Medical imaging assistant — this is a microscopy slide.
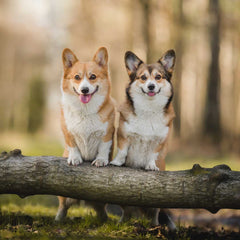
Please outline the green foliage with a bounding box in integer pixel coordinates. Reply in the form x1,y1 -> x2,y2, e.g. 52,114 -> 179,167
27,76 -> 46,133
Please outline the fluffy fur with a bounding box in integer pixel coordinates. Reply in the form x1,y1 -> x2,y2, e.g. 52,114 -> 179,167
111,49 -> 176,229
56,47 -> 115,221
111,49 -> 175,171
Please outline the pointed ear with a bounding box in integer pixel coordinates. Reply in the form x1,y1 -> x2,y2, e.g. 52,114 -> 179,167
62,48 -> 78,69
93,47 -> 108,67
125,51 -> 143,81
159,49 -> 176,73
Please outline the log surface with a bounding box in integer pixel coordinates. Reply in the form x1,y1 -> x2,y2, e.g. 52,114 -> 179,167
0,150 -> 240,213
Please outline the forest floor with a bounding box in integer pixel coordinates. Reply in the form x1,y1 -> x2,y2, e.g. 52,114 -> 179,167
0,204 -> 240,240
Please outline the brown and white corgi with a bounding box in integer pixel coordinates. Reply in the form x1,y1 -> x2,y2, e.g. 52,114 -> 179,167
111,49 -> 176,229
55,47 -> 115,221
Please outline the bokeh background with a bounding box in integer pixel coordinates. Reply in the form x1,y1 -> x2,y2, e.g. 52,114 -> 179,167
0,0 -> 240,229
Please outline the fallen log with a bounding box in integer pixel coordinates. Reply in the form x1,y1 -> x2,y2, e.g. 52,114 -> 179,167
0,149 -> 240,213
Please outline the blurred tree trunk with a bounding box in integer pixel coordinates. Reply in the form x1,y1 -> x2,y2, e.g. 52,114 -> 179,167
5,45 -> 16,131
126,0 -> 134,50
172,0 -> 185,136
204,0 -> 221,142
232,32 -> 240,152
27,77 -> 45,133
140,0 -> 152,63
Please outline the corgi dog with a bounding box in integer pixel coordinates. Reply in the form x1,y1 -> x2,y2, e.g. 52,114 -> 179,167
111,49 -> 176,229
55,47 -> 115,221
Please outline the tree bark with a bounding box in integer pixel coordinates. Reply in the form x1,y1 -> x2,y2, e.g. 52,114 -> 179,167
1,150 -> 240,213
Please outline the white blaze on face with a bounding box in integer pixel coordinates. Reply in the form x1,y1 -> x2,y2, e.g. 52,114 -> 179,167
142,78 -> 158,95
77,75 -> 96,104
78,75 -> 95,94
138,70 -> 161,96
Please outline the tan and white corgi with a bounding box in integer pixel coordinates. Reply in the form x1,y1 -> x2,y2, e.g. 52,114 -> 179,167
111,49 -> 176,229
55,47 -> 115,221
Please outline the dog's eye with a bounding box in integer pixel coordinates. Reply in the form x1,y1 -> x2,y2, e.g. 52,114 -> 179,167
74,75 -> 80,80
141,75 -> 147,81
155,74 -> 161,80
89,74 -> 96,80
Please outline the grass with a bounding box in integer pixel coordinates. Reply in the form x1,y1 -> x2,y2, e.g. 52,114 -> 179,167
0,204 -> 157,240
0,204 -> 239,240
0,132 -> 63,156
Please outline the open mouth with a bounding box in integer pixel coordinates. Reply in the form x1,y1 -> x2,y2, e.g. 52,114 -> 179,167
73,85 -> 99,104
141,88 -> 161,97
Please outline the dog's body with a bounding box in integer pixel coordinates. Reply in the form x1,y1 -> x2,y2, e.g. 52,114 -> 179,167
55,47 -> 115,221
116,99 -> 174,171
111,49 -> 176,229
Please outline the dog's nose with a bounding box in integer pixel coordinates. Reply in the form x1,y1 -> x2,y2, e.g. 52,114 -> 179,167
81,87 -> 89,94
148,84 -> 155,91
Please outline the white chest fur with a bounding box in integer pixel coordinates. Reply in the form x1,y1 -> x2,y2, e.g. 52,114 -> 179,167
124,101 -> 169,168
125,111 -> 169,140
62,93 -> 108,161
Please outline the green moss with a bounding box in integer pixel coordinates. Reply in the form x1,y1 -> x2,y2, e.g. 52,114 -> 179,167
190,164 -> 210,176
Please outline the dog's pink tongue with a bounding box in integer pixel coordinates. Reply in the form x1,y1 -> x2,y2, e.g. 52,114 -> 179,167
148,92 -> 156,97
80,94 -> 92,104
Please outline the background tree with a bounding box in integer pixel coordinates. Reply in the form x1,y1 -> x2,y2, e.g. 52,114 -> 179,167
204,0 -> 221,143
0,0 -> 240,153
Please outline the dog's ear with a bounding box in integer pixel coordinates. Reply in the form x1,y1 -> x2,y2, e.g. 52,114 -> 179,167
62,48 -> 78,70
93,47 -> 108,67
158,49 -> 176,74
125,51 -> 143,81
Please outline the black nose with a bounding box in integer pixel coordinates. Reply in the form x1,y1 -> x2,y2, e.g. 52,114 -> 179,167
148,84 -> 155,91
81,87 -> 89,94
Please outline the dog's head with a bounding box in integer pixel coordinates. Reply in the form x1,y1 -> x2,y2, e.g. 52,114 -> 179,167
125,49 -> 176,110
61,47 -> 109,104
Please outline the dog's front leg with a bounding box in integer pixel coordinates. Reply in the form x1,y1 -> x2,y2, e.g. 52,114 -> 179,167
111,117 -> 129,166
61,111 -> 83,166
92,140 -> 112,167
154,136 -> 169,171
111,144 -> 128,166
111,129 -> 129,166
68,146 -> 83,166
145,152 -> 159,171
145,143 -> 167,171
92,109 -> 115,167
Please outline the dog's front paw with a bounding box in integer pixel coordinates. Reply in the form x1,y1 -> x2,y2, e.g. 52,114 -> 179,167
145,160 -> 159,171
92,158 -> 108,167
67,147 -> 83,166
110,157 -> 125,166
67,155 -> 83,166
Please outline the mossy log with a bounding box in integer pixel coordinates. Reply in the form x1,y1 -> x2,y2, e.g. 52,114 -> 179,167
0,149 -> 240,213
